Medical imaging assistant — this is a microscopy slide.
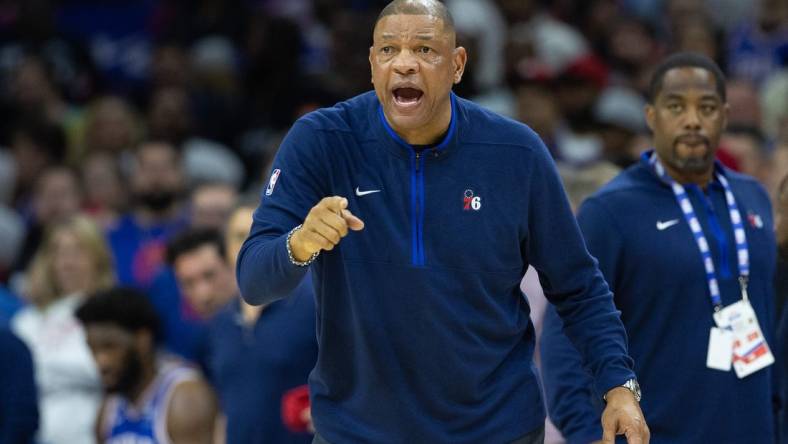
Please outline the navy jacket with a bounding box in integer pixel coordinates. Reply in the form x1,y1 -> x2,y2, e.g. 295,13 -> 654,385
541,154 -> 778,444
0,328 -> 38,444
237,91 -> 635,444
205,274 -> 317,444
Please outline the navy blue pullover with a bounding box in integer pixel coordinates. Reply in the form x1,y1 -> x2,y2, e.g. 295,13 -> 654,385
237,91 -> 635,444
0,328 -> 38,444
205,275 -> 317,444
541,154 -> 778,444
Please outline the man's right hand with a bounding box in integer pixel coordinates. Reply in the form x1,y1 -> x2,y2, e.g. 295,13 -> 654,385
289,196 -> 365,261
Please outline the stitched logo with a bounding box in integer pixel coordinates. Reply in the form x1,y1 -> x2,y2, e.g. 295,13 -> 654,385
463,189 -> 481,211
656,219 -> 680,230
747,212 -> 763,229
355,187 -> 382,197
265,169 -> 281,196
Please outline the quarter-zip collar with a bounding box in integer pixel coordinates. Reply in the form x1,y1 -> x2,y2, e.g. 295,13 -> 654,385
376,92 -> 459,159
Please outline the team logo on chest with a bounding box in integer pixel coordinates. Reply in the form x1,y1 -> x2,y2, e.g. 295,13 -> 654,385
265,169 -> 281,196
747,211 -> 764,229
463,189 -> 482,211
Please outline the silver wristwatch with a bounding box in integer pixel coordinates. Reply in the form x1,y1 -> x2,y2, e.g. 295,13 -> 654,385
604,378 -> 641,402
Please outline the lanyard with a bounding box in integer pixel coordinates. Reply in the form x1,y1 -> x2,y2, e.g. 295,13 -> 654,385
649,152 -> 750,312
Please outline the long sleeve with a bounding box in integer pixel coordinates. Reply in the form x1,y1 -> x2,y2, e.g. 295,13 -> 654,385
0,328 -> 39,444
541,305 -> 603,444
523,145 -> 634,398
236,120 -> 330,305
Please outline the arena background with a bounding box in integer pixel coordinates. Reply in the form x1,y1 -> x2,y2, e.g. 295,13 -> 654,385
0,0 -> 786,443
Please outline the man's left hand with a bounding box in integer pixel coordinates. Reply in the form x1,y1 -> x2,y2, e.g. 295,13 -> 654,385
601,387 -> 649,444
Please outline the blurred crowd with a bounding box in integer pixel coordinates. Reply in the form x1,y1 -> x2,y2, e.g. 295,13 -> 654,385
0,0 -> 785,443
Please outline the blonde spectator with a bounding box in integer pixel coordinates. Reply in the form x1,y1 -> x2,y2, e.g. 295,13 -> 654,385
11,215 -> 115,444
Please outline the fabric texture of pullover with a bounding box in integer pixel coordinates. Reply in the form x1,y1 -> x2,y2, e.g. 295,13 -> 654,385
237,91 -> 635,444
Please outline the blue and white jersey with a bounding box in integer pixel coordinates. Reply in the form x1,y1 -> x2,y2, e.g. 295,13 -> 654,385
100,362 -> 200,444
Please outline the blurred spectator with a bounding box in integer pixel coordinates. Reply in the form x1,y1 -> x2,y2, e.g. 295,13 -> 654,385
7,55 -> 84,152
189,35 -> 245,148
150,43 -> 190,91
554,55 -> 609,133
139,183 -> 239,364
12,166 -> 83,280
0,205 -> 24,284
76,287 -> 218,444
719,125 -> 769,180
515,82 -> 562,151
243,14 -> 312,131
447,0 -> 510,115
727,0 -> 788,86
0,327 -> 38,444
205,203 -> 317,444
776,173 -> 788,310
183,138 -> 244,190
760,69 -> 788,142
147,85 -> 244,188
190,182 -> 238,231
168,0 -> 249,46
8,116 -> 67,211
324,9 -> 377,99
11,215 -> 114,444
557,161 -> 621,213
593,85 -> 648,167
671,15 -> 724,65
106,141 -> 188,289
80,95 -> 141,160
605,16 -> 661,85
726,79 -> 763,128
766,142 -> 788,201
167,229 -> 236,320
80,152 -> 128,229
503,0 -> 590,86
147,87 -> 192,146
775,171 -> 788,444
55,0 -> 169,102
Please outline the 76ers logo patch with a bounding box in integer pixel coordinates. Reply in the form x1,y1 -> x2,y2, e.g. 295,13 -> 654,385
265,169 -> 281,196
463,189 -> 482,211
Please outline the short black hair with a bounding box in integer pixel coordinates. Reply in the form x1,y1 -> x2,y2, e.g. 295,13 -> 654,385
166,228 -> 226,266
376,0 -> 454,34
648,52 -> 726,103
76,287 -> 162,343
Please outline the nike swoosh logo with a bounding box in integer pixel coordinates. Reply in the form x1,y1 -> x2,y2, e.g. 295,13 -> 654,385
656,219 -> 680,231
355,187 -> 382,197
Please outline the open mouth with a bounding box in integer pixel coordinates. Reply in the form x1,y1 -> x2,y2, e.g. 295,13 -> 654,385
392,87 -> 424,109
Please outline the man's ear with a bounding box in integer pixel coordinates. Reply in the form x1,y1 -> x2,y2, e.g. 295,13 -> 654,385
369,46 -> 375,84
645,104 -> 656,132
452,46 -> 468,84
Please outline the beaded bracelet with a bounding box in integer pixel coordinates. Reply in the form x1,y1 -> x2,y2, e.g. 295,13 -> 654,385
286,224 -> 320,266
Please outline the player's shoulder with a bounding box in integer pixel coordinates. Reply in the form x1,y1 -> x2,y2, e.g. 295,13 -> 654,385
724,167 -> 767,192
296,91 -> 378,135
455,95 -> 547,157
